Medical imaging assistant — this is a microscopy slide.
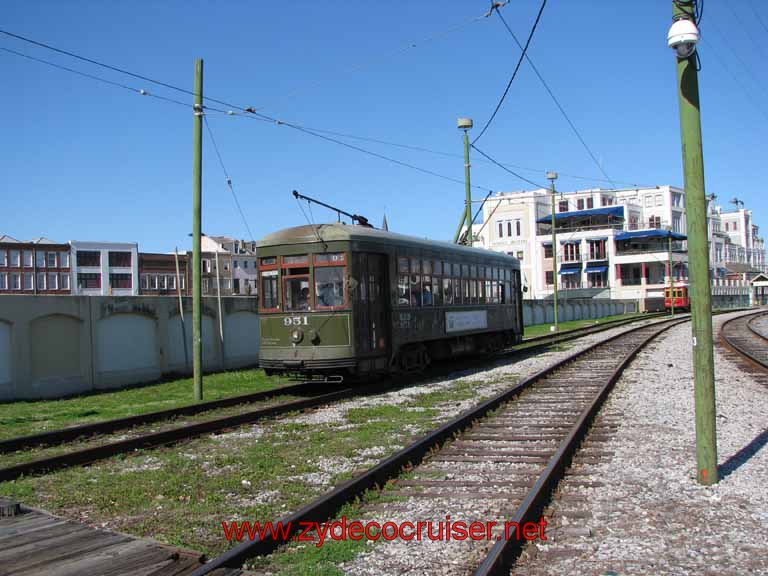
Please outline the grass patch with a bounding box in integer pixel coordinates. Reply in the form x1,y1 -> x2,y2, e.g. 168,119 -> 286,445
523,312 -> 647,339
0,369 -> 287,440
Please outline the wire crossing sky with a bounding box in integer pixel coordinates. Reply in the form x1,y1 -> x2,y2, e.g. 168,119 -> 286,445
1,1 -> 766,251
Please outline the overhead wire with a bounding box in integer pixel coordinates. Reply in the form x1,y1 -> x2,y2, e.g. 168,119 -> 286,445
203,115 -> 256,242
471,143 -> 546,189
472,0 -> 548,145
493,7 -> 616,188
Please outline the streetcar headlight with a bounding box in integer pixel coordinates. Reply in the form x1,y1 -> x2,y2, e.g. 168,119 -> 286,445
290,328 -> 304,344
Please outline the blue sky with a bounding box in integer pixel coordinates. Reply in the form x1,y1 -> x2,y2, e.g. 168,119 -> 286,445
1,0 -> 766,252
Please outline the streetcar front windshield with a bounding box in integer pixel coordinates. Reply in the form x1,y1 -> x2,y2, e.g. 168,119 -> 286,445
284,276 -> 310,311
315,266 -> 345,308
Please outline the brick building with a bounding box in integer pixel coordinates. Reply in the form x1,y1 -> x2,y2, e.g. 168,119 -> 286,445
0,236 -> 72,294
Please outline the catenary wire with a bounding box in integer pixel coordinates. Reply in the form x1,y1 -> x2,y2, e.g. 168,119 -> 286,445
493,8 -> 616,187
203,115 -> 256,242
471,143 -> 546,189
472,0 -> 548,145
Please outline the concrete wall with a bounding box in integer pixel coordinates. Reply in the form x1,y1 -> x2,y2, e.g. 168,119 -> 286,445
0,295 -> 259,401
522,298 -> 638,327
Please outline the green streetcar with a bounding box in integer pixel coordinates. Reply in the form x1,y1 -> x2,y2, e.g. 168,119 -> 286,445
257,223 -> 523,381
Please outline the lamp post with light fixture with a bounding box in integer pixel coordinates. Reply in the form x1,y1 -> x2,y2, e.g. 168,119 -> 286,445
458,118 -> 473,247
669,1 -> 718,485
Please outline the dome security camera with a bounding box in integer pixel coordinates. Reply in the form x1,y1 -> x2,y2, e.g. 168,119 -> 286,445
668,18 -> 700,59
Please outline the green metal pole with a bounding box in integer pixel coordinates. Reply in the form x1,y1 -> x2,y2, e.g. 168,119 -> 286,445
549,174 -> 558,330
672,3 -> 717,485
669,232 -> 675,317
463,130 -> 473,247
454,211 -> 468,244
192,59 -> 204,402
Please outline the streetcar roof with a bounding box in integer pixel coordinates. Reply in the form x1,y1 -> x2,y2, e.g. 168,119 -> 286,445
257,223 -> 520,266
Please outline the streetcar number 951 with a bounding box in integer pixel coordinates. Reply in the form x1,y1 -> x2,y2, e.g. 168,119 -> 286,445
283,316 -> 309,326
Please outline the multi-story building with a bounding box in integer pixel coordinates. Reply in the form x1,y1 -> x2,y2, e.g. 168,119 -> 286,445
70,241 -> 139,296
0,236 -> 72,295
474,185 -> 688,302
139,252 -> 188,296
191,235 -> 257,297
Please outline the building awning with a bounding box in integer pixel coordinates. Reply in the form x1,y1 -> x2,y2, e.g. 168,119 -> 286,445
541,242 -> 552,247
537,206 -> 624,224
585,265 -> 608,273
725,262 -> 761,274
587,237 -> 608,242
558,268 -> 581,275
560,239 -> 580,245
615,229 -> 687,241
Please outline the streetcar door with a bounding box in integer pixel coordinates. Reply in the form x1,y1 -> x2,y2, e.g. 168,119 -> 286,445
354,253 -> 389,357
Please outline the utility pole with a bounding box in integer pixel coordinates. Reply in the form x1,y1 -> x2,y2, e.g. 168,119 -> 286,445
668,231 -> 675,317
669,2 -> 718,484
192,59 -> 204,402
458,118 -> 473,246
547,172 -> 559,331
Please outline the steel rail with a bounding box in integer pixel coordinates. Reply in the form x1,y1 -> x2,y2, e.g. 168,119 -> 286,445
190,316 -> 687,576
0,385 -> 387,483
719,311 -> 768,370
0,380 -> 332,454
474,319 -> 685,575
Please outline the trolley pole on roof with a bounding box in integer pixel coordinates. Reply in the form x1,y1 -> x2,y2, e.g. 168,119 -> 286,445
547,172 -> 559,331
458,118 -> 473,246
668,1 -> 718,484
192,58 -> 204,402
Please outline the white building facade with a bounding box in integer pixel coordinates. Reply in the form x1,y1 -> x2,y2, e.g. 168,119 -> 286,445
69,241 -> 139,296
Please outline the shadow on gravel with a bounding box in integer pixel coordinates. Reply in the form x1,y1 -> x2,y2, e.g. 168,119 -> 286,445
718,428 -> 768,479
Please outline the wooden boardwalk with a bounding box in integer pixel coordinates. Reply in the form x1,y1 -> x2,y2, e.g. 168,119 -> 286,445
0,505 -> 242,576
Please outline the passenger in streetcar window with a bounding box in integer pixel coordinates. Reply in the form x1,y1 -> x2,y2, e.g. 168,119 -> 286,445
298,287 -> 310,310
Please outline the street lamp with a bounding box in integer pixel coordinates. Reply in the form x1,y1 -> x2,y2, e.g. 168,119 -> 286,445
458,118 -> 473,247
547,171 -> 559,331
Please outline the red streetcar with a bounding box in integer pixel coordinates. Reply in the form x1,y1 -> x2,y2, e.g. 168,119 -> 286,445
664,285 -> 690,312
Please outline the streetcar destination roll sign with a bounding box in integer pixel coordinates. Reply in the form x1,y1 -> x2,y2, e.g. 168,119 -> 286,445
445,310 -> 488,333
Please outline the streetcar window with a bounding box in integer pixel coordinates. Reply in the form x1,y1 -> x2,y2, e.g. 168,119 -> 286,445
283,255 -> 308,265
315,253 -> 345,264
463,278 -> 470,303
315,266 -> 345,308
284,276 -> 310,311
398,257 -> 409,274
432,274 -> 441,306
443,278 -> 454,305
260,257 -> 277,266
454,277 -> 462,304
479,279 -> 486,304
411,258 -> 421,274
423,260 -> 432,275
410,273 -> 422,307
433,260 -> 442,276
470,278 -> 477,303
260,270 -> 279,309
422,275 -> 433,306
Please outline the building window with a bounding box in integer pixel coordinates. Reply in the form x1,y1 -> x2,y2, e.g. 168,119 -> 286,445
589,240 -> 606,260
77,273 -> 101,289
506,221 -> 512,237
586,197 -> 594,209
77,251 -> 101,267
168,275 -> 176,290
11,273 -> 21,290
109,273 -> 132,289
516,221 -> 521,236
23,251 -> 33,267
655,195 -> 663,206
47,252 -> 57,268
108,252 -> 132,267
140,274 -> 148,290
10,250 -> 20,267
672,192 -> 682,207
577,198 -> 584,210
61,252 -> 70,268
150,275 -> 158,290
649,216 -> 661,229
558,201 -> 569,213
563,243 -> 581,262
601,196 -> 613,207
47,272 -> 58,290
233,260 -> 239,268
202,259 -> 211,274
645,196 -> 653,207
36,251 -> 46,268
543,244 -> 553,259
672,213 -> 682,233
545,271 -> 554,285
0,251 -> 6,267
60,274 -> 70,290
23,272 -> 33,290
36,272 -> 46,290
0,273 -> 6,290
516,251 -> 524,260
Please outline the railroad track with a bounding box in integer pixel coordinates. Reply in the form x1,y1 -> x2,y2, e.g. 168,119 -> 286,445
0,314 -> 667,482
719,311 -> 768,371
191,316 -> 686,576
